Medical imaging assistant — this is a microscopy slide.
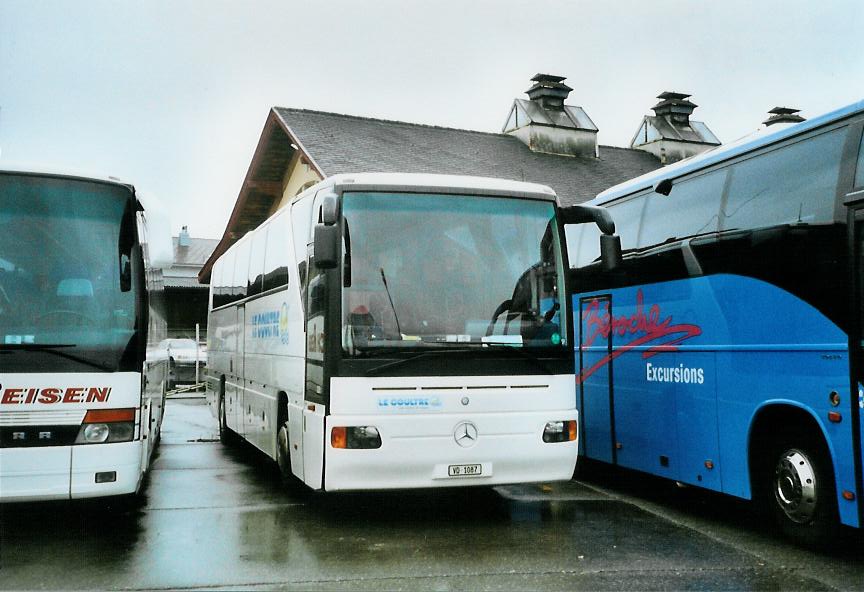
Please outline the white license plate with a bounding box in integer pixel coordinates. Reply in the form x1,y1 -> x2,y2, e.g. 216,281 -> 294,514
448,463 -> 482,477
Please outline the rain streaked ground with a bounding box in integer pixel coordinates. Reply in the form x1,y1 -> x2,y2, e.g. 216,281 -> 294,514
1,398 -> 860,591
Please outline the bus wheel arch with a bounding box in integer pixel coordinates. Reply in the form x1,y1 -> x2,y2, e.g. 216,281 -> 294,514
749,404 -> 839,546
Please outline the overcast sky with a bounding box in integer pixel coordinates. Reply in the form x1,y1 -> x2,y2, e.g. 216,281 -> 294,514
1,0 -> 862,238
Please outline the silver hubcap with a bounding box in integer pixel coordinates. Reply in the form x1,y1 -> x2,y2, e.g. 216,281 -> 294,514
774,449 -> 817,523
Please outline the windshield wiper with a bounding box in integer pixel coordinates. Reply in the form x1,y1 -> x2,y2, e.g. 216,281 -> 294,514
0,343 -> 110,371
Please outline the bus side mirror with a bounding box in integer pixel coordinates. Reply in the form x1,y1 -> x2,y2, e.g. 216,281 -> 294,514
313,224 -> 339,269
600,234 -> 622,271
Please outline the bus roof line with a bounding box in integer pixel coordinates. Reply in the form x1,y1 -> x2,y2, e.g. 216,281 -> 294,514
594,99 -> 864,205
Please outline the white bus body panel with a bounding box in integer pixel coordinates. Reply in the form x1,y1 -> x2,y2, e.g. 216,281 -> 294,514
0,372 -> 145,501
324,375 -> 578,491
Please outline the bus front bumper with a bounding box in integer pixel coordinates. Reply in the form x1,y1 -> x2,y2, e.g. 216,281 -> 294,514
323,412 -> 578,491
0,441 -> 143,502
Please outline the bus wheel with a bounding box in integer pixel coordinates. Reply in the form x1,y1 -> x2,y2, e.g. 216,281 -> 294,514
276,417 -> 293,485
763,433 -> 838,547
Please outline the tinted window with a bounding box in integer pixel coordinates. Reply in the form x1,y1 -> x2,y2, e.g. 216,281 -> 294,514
214,249 -> 235,308
230,240 -> 251,303
575,222 -> 600,268
722,128 -> 845,231
263,216 -> 290,291
247,227 -> 267,297
639,169 -> 726,248
609,194 -> 646,252
209,259 -> 222,309
291,195 -> 314,288
855,130 -> 864,189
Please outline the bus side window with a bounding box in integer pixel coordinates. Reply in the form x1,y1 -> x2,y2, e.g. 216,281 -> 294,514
215,250 -> 235,308
854,129 -> 864,189
576,222 -> 600,268
721,128 -> 845,230
263,218 -> 290,291
610,195 -> 646,252
231,240 -> 251,303
639,169 -> 726,249
247,226 -> 267,297
209,258 -> 221,309
291,195 -> 314,309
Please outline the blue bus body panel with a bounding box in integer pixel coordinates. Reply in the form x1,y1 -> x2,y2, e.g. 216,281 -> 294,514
574,273 -> 861,527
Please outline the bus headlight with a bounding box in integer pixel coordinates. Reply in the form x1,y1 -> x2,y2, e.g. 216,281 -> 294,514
75,408 -> 136,444
331,426 -> 382,449
543,420 -> 577,443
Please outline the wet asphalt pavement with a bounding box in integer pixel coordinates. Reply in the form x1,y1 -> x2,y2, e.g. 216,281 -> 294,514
1,398 -> 862,591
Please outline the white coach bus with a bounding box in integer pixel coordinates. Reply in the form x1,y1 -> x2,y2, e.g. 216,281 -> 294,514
0,165 -> 173,502
206,173 -> 620,491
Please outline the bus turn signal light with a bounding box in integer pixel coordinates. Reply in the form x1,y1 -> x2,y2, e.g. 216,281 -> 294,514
83,408 -> 135,423
331,426 -> 381,449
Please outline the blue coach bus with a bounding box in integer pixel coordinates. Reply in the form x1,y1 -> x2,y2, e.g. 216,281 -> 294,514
567,100 -> 864,545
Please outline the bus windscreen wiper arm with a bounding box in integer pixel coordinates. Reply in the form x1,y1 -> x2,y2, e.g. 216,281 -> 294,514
379,267 -> 403,336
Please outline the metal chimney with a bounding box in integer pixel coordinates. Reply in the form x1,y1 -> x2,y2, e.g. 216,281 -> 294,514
525,74 -> 573,111
651,92 -> 698,126
763,107 -> 805,127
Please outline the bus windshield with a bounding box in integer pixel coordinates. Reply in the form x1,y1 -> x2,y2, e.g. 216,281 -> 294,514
0,174 -> 137,372
341,192 -> 566,354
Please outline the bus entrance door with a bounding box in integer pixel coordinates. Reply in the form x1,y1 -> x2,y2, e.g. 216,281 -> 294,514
846,194 -> 864,524
578,295 -> 616,464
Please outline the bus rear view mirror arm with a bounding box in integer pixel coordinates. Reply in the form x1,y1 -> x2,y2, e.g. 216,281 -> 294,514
559,204 -> 616,235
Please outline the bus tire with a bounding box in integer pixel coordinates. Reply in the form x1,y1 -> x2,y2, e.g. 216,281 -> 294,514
760,429 -> 838,547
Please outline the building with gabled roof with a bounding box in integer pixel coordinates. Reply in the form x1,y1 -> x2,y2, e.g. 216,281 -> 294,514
199,74 -> 671,282
164,227 -> 217,339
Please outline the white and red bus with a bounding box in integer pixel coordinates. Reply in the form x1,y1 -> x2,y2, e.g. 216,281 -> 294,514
0,165 -> 173,501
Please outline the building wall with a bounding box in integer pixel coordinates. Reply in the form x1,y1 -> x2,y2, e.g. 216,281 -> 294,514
507,125 -> 598,158
274,152 -> 323,212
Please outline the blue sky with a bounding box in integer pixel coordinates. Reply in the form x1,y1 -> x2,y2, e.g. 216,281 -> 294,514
1,0 -> 862,238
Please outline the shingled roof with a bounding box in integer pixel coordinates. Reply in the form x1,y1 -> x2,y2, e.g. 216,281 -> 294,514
274,108 -> 660,207
200,107 -> 661,282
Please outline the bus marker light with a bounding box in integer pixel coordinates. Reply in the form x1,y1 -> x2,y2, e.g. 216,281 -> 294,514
704,460 -> 714,470
829,391 -> 840,406
842,490 -> 855,501
828,411 -> 842,423
95,471 -> 116,483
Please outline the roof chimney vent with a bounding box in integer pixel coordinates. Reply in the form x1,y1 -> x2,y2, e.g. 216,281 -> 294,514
503,73 -> 599,158
178,225 -> 191,247
526,73 -> 573,111
651,91 -> 698,126
763,107 -> 805,127
630,91 -> 720,165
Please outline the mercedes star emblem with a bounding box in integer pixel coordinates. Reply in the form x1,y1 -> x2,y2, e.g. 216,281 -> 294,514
454,421 -> 479,448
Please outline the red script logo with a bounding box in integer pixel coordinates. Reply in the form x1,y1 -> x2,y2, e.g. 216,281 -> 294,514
577,289 -> 701,385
